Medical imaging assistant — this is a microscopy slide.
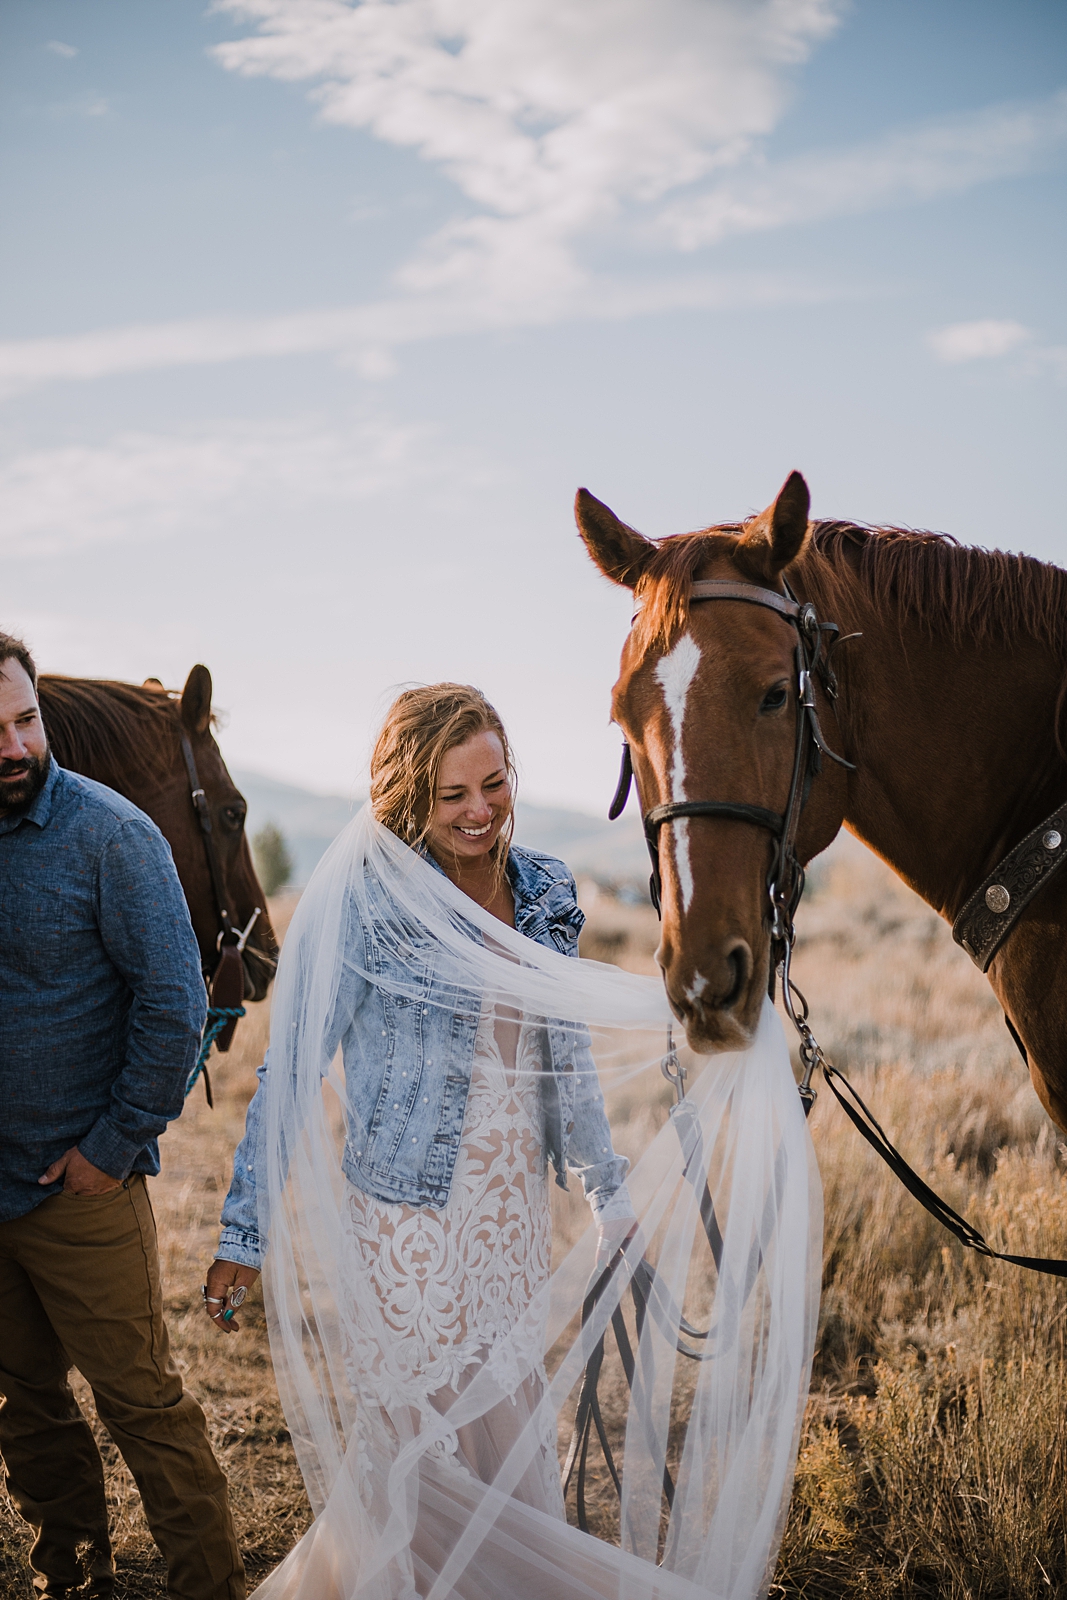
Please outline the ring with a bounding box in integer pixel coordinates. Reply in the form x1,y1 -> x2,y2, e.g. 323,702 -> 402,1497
222,1308 -> 236,1322
230,1285 -> 248,1309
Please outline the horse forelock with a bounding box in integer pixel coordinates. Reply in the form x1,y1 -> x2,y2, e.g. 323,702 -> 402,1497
630,526 -> 746,658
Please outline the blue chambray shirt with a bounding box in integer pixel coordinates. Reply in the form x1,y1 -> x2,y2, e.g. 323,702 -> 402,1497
0,760 -> 207,1222
218,844 -> 631,1269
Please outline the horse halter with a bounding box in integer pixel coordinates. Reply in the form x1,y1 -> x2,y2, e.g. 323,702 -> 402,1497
180,733 -> 263,1088
608,578 -> 855,968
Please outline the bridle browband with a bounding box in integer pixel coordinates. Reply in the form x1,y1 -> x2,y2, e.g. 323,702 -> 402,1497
609,577 -> 856,979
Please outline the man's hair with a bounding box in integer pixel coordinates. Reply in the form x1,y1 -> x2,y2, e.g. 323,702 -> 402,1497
0,632 -> 37,690
370,683 -> 515,872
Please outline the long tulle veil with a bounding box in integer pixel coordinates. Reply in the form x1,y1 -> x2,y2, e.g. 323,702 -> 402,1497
251,806 -> 821,1600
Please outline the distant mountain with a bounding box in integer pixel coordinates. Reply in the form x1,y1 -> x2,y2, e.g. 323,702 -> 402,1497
233,770 -> 651,892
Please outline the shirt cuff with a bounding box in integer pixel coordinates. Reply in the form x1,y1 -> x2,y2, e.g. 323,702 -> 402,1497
589,1180 -> 636,1224
78,1117 -> 147,1181
216,1227 -> 263,1270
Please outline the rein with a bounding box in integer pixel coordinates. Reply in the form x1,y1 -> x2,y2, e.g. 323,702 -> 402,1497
179,733 -> 261,1102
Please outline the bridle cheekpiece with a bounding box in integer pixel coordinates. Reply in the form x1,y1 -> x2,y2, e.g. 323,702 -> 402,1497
609,578 -> 856,988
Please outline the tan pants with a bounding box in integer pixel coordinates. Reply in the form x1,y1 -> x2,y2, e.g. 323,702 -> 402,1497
0,1177 -> 245,1600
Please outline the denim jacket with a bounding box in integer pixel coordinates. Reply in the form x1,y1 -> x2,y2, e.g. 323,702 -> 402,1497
217,845 -> 630,1269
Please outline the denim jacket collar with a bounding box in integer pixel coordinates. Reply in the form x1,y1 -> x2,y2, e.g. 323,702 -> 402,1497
421,839 -> 582,945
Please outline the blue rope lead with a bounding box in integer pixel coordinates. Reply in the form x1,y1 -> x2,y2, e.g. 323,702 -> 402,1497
186,1006 -> 246,1099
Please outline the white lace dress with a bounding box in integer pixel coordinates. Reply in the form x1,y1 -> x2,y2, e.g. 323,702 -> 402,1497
340,1006 -> 565,1596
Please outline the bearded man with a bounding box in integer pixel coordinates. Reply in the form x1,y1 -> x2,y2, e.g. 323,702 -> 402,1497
0,633 -> 245,1600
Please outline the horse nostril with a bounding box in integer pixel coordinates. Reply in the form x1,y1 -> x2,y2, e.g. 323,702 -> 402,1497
721,941 -> 752,1009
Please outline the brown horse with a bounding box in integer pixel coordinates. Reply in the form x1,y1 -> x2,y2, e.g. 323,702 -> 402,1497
577,472 -> 1067,1132
38,666 -> 278,1007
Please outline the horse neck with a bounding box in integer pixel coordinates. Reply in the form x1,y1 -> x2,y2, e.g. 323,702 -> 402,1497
798,554 -> 1067,922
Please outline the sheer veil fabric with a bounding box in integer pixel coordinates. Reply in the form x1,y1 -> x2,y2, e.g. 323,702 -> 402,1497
252,807 -> 822,1600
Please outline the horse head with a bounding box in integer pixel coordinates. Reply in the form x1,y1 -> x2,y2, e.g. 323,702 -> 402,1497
38,667 -> 278,1006
164,665 -> 278,1003
577,471 -> 849,1053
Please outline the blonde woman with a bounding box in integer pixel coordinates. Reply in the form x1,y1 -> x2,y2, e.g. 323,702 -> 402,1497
206,685 -> 636,1590
200,684 -> 819,1600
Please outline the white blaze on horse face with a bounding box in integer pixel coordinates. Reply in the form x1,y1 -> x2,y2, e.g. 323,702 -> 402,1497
654,632 -> 702,913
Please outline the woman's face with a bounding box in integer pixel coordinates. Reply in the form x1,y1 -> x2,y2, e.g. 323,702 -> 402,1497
426,730 -> 513,865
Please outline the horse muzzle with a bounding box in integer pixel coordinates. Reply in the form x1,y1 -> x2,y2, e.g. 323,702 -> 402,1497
656,934 -> 763,1054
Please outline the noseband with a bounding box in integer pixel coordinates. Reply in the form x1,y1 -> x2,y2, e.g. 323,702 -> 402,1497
609,578 -> 855,971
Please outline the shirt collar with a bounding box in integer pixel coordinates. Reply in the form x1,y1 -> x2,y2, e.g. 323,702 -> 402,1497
0,756 -> 61,835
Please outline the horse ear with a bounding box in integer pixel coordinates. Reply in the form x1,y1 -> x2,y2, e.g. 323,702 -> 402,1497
180,665 -> 213,736
575,488 -> 657,590
143,677 -> 165,692
736,471 -> 811,581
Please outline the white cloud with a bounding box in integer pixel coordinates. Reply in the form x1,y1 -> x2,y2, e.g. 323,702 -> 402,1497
46,40 -> 79,58
3,5 -> 1063,400
0,417 -> 447,556
0,269 -> 839,399
213,0 -> 843,306
659,90 -> 1067,248
929,319 -> 1032,363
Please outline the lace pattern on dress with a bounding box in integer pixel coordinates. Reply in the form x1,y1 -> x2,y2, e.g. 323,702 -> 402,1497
341,1007 -> 558,1513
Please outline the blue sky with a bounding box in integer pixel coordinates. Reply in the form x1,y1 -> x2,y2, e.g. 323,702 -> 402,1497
2,0 -> 1065,809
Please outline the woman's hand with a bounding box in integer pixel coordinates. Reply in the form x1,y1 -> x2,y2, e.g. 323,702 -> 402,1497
595,1218 -> 640,1270
203,1258 -> 261,1333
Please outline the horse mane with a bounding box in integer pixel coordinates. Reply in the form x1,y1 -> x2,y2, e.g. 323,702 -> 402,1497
630,519 -> 1067,659
806,522 -> 1067,657
38,676 -> 183,790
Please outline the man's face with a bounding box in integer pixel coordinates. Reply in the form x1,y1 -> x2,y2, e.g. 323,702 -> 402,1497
0,661 -> 50,815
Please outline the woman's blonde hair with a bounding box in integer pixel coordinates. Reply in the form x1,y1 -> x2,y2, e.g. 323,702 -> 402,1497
370,684 -> 516,868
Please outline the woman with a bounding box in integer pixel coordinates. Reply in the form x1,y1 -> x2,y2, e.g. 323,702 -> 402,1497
203,685 -> 819,1600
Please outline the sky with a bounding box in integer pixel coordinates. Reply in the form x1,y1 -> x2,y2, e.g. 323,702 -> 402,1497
2,0 -> 1065,812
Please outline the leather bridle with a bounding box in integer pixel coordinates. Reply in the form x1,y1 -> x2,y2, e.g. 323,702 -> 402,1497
180,733 -> 263,1078
609,578 -> 855,974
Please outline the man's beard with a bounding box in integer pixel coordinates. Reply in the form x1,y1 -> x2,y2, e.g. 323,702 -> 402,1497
0,745 -> 51,815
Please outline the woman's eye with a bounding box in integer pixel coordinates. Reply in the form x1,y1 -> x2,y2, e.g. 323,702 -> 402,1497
760,686 -> 788,714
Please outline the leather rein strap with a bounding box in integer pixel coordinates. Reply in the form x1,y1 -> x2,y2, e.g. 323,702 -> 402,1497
180,733 -> 238,956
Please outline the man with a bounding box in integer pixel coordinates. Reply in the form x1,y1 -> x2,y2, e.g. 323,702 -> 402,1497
0,633 -> 245,1600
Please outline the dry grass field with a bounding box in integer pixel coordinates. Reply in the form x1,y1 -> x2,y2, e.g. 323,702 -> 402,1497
4,841 -> 1067,1598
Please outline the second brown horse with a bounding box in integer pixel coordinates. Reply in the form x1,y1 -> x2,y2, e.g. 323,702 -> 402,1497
38,666 -> 278,1013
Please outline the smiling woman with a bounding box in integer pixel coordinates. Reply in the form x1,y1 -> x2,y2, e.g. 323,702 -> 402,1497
204,679 -> 821,1600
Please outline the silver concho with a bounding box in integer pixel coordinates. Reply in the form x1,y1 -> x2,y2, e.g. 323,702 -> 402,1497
1043,829 -> 1062,852
985,884 -> 1011,915
230,1285 -> 248,1309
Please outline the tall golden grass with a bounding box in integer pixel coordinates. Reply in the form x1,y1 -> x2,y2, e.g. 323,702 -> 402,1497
3,843 -> 1065,1597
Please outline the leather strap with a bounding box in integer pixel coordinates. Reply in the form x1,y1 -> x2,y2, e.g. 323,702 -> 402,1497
953,800 -> 1067,971
645,799 -> 784,836
688,579 -> 801,619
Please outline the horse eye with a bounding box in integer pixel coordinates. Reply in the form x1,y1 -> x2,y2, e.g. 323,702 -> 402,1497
223,806 -> 246,830
760,686 -> 788,714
